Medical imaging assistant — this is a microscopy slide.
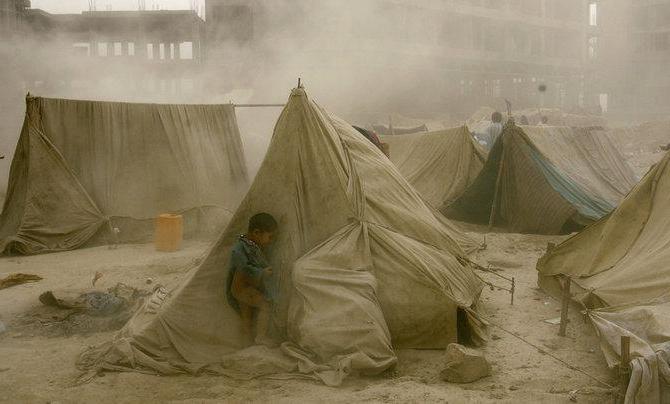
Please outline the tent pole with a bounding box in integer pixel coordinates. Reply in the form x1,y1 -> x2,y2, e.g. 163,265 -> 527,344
558,277 -> 571,336
488,147 -> 504,230
618,336 -> 631,404
234,104 -> 285,108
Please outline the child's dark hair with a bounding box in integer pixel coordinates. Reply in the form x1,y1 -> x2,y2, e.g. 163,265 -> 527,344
248,212 -> 278,233
491,111 -> 503,123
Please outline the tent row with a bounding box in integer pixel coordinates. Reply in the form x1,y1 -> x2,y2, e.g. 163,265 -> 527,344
381,122 -> 637,235
1,89 -> 660,395
0,95 -> 641,257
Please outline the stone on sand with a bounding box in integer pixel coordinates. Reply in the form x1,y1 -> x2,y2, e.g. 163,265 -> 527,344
440,343 -> 491,383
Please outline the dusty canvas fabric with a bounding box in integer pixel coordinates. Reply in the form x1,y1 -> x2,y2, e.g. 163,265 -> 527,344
445,124 -> 638,234
513,108 -> 606,127
77,87 -> 485,386
381,126 -> 486,209
538,152 -> 670,403
0,96 -> 248,254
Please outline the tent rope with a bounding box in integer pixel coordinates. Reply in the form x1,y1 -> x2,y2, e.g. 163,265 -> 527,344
479,312 -> 616,390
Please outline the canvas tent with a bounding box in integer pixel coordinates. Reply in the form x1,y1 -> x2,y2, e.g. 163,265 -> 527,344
514,108 -> 606,127
445,124 -> 638,234
77,87 -> 486,386
381,126 -> 486,209
537,151 -> 670,403
0,96 -> 248,255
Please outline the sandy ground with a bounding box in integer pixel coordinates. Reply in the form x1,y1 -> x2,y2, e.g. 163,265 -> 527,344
0,230 -> 617,404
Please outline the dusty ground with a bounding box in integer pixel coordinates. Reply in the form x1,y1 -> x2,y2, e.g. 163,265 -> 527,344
0,230 -> 617,404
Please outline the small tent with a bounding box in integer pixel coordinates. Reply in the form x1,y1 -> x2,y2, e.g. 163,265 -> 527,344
0,96 -> 248,254
77,87 -> 485,385
381,126 -> 486,209
537,151 -> 670,404
445,124 -> 638,234
513,108 -> 606,127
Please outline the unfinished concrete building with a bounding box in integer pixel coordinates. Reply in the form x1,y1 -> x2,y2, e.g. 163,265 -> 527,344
205,0 -> 596,117
13,8 -> 205,101
598,0 -> 670,120
0,0 -> 30,39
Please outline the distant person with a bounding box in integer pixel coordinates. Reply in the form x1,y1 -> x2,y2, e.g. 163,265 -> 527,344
353,125 -> 389,156
519,115 -> 529,125
473,111 -> 504,150
226,212 -> 277,346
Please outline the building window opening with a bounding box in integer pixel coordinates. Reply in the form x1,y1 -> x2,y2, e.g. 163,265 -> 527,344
97,42 -> 108,57
589,2 -> 598,26
114,42 -> 123,56
128,42 -> 135,56
179,42 -> 193,59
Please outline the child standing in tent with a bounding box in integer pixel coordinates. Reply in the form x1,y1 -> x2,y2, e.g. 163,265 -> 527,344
226,213 -> 277,346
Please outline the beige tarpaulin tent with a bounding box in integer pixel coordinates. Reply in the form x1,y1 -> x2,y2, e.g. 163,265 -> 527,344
381,126 -> 486,209
537,151 -> 670,404
514,108 -> 606,127
0,96 -> 248,255
77,87 -> 486,386
445,124 -> 638,234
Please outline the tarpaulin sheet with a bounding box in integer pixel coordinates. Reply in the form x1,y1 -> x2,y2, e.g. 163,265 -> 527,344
445,124 -> 637,234
381,126 -> 486,209
0,97 -> 248,254
77,87 -> 485,386
538,152 -> 670,403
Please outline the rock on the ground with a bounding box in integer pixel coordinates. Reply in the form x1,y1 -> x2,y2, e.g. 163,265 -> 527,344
440,343 -> 491,383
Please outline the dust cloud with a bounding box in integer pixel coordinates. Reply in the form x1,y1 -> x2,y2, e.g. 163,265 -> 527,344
0,1 -> 659,194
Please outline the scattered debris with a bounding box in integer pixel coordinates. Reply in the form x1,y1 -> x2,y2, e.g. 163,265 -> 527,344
568,389 -> 579,401
440,343 -> 491,383
492,334 -> 501,340
91,271 -> 103,287
543,317 -> 561,325
0,320 -> 6,335
145,286 -> 169,314
0,273 -> 42,290
12,283 -> 153,337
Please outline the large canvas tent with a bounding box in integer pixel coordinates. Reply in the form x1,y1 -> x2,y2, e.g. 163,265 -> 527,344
381,126 -> 486,209
445,124 -> 638,234
0,96 -> 249,255
78,87 -> 486,386
537,151 -> 670,404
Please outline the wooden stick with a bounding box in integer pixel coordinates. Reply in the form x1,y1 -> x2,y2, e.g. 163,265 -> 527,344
558,276 -> 571,336
619,335 -> 631,403
488,148 -> 505,230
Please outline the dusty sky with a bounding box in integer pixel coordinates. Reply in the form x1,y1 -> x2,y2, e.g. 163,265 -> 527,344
30,0 -> 201,13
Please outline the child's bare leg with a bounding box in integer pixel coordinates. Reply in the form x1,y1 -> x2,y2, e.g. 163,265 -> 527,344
238,303 -> 254,342
254,300 -> 272,345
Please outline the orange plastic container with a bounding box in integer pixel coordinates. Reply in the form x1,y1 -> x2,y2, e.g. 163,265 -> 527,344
155,213 -> 183,252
